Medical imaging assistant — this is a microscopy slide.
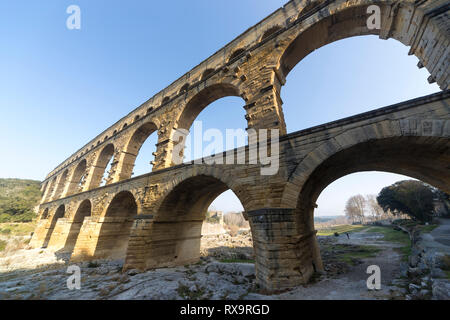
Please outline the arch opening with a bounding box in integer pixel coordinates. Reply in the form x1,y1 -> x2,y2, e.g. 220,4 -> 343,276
43,205 -> 65,248
53,170 -> 68,199
177,84 -> 242,131
63,200 -> 91,254
161,97 -> 170,106
280,5 -> 385,78
40,182 -> 48,202
89,144 -> 115,189
94,191 -> 137,259
41,208 -> 49,220
315,172 -> 415,225
260,25 -> 282,42
291,136 -> 449,275
201,69 -> 215,81
44,177 -> 57,202
142,175 -> 251,269
278,4 -> 441,133
121,122 -> 158,179
179,83 -> 190,94
175,84 -> 246,163
67,159 -> 87,196
228,48 -> 245,63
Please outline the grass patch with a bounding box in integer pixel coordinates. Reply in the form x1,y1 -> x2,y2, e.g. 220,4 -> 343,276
441,255 -> 450,280
418,224 -> 439,233
444,271 -> 450,280
177,284 -> 205,300
317,224 -> 367,236
367,226 -> 410,244
332,244 -> 381,266
0,222 -> 36,236
219,258 -> 255,264
397,220 -> 418,227
0,240 -> 6,252
366,226 -> 411,261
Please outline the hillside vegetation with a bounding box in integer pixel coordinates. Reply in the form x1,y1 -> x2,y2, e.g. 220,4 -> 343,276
0,179 -> 41,222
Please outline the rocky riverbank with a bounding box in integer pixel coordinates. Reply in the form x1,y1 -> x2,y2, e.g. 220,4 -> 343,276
401,219 -> 450,300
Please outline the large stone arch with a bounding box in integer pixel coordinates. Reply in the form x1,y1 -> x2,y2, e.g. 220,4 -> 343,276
62,199 -> 92,253
87,143 -> 115,189
116,122 -> 159,181
273,122 -> 450,288
167,83 -> 246,166
156,167 -> 250,214
176,83 -> 243,130
276,0 -> 449,88
248,0 -> 450,136
92,191 -> 138,259
283,119 -> 450,206
42,204 -> 65,248
43,177 -> 57,202
125,172 -> 250,270
53,169 -> 69,200
40,182 -> 48,204
66,159 -> 87,196
40,207 -> 50,220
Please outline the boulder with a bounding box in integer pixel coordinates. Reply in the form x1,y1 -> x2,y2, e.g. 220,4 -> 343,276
431,268 -> 446,278
126,269 -> 140,276
419,289 -> 430,297
409,255 -> 419,267
409,283 -> 421,292
432,279 -> 450,300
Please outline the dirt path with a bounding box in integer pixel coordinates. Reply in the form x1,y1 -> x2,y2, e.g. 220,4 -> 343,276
247,228 -> 405,300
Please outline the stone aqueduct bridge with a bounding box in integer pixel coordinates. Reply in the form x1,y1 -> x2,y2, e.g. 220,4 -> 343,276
31,0 -> 449,291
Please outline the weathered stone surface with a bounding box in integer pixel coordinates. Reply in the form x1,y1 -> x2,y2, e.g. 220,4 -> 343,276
432,279 -> 450,300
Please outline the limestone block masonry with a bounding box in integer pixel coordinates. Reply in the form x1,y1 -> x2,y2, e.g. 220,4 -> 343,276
32,0 -> 450,292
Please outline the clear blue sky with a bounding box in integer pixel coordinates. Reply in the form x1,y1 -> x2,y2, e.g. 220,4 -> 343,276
0,1 -> 439,215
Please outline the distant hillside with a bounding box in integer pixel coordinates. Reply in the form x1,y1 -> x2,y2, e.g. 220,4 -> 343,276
0,179 -> 41,222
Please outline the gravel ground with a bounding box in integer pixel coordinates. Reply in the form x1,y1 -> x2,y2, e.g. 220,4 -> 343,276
0,227 -> 410,300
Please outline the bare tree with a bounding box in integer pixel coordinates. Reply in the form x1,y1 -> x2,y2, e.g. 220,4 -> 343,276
366,194 -> 384,221
345,201 -> 357,223
345,194 -> 366,224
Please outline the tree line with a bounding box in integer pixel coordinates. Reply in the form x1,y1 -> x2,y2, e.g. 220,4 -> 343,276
345,180 -> 449,224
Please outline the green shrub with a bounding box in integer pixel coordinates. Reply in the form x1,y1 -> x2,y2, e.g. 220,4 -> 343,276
0,228 -> 11,234
0,179 -> 41,222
